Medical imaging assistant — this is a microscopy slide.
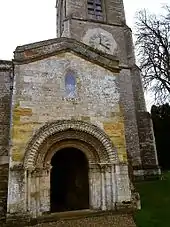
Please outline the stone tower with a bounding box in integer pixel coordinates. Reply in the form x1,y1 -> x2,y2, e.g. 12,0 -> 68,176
56,0 -> 160,179
0,0 -> 160,224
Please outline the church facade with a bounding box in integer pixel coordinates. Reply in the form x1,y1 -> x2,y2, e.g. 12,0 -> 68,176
0,0 -> 160,223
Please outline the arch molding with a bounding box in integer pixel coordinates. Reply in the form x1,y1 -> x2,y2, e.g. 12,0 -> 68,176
23,120 -> 118,170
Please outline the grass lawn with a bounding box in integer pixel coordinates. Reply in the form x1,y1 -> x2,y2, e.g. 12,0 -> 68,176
134,172 -> 170,227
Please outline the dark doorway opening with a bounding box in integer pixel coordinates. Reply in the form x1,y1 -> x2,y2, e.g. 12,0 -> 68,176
50,147 -> 89,213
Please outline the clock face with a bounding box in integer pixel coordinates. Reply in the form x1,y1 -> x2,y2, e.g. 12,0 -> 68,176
89,33 -> 112,52
83,28 -> 117,55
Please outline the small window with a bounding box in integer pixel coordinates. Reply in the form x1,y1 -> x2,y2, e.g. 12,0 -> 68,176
87,0 -> 103,20
65,72 -> 76,98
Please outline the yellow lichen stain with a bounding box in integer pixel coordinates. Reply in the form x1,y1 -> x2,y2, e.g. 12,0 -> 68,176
110,136 -> 125,147
13,103 -> 33,125
13,102 -> 20,123
110,111 -> 123,119
117,147 -> 127,163
76,77 -> 81,84
12,123 -> 33,141
57,53 -> 67,58
14,107 -> 32,117
104,122 -> 124,137
81,116 -> 90,122
12,147 -> 24,162
103,118 -> 127,163
31,191 -> 40,199
119,104 -> 125,116
11,103 -> 34,162
12,123 -> 42,149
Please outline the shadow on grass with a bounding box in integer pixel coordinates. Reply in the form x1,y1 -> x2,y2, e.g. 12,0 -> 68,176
134,172 -> 170,227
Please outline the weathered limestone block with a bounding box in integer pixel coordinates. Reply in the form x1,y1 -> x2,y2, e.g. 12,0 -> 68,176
7,167 -> 26,214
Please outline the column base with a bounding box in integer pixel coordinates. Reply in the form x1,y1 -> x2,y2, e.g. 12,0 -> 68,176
6,213 -> 31,227
133,165 -> 161,181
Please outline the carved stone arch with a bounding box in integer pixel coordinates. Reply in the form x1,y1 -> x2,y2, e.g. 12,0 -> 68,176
44,139 -> 99,166
23,120 -> 118,170
36,131 -> 103,169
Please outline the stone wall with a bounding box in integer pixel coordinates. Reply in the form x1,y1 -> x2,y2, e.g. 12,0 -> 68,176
11,52 -> 127,165
130,63 -> 160,180
64,20 -> 128,64
62,20 -> 142,170
105,0 -> 126,24
56,0 -> 125,29
0,60 -> 13,220
0,60 -> 12,161
64,0 -> 125,24
59,0 -> 160,178
135,112 -> 160,179
6,45 -> 136,218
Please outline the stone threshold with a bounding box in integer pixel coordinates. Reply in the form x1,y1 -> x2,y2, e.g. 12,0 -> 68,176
31,209 -> 135,225
2,209 -> 136,227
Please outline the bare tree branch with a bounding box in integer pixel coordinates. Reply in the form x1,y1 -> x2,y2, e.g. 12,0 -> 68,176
135,6 -> 170,104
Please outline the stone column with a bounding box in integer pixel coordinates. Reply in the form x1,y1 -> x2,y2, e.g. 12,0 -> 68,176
100,164 -> 106,211
7,165 -> 27,215
29,170 -> 38,218
104,164 -> 112,210
26,166 -> 51,218
30,168 -> 42,217
111,164 -> 117,208
115,164 -> 131,203
89,163 -> 101,210
39,166 -> 51,214
27,169 -> 32,213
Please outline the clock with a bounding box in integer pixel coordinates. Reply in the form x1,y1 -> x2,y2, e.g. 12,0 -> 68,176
83,28 -> 117,55
89,33 -> 111,52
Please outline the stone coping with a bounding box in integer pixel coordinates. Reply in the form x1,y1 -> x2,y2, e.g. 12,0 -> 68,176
13,38 -> 120,73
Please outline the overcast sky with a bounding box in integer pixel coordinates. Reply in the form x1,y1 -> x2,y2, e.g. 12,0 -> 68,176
0,0 -> 167,110
0,0 -> 167,60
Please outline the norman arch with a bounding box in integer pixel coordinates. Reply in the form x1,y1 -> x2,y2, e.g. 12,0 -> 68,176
23,120 -> 118,170
8,120 -> 131,218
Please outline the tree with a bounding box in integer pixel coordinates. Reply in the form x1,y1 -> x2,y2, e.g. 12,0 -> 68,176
135,6 -> 170,103
151,103 -> 170,170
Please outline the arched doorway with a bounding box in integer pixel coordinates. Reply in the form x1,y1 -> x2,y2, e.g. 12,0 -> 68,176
20,120 -> 124,218
50,147 -> 89,213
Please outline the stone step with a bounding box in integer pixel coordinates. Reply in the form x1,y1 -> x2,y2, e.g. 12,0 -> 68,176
28,211 -> 137,227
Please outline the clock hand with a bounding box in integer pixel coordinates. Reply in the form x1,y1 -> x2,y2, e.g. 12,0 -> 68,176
99,36 -> 102,44
104,45 -> 110,50
100,42 -> 110,50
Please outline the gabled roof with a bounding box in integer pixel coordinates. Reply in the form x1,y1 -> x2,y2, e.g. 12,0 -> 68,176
14,37 -> 120,72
